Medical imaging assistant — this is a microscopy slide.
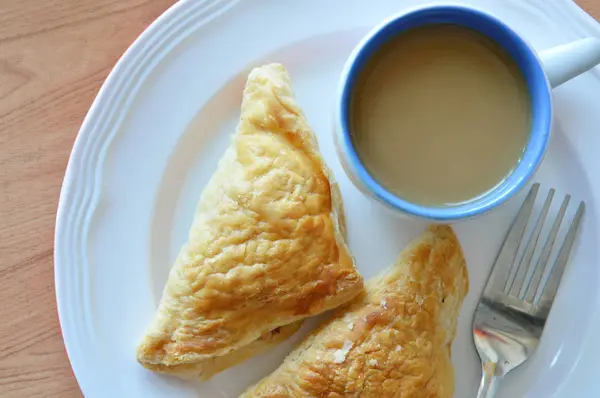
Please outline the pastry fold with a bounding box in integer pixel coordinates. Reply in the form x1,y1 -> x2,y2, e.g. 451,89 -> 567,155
241,225 -> 469,398
137,63 -> 363,380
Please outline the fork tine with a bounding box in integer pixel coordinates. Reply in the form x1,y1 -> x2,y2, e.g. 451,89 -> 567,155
483,183 -> 539,297
508,189 -> 554,299
524,194 -> 569,302
535,201 -> 585,305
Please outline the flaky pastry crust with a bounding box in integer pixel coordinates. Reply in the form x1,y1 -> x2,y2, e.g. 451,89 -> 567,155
137,63 -> 363,380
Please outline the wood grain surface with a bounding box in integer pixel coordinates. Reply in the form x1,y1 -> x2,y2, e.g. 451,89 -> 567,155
0,0 -> 597,396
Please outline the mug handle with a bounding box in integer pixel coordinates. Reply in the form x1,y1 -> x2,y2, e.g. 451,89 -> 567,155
539,37 -> 600,88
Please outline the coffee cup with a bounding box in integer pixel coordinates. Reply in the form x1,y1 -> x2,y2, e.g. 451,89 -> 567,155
334,4 -> 600,221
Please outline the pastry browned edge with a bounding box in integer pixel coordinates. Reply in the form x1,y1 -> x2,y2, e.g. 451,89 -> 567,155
136,63 -> 363,380
241,225 -> 469,397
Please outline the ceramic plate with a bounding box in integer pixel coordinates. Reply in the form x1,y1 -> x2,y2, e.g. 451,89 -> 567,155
55,0 -> 600,396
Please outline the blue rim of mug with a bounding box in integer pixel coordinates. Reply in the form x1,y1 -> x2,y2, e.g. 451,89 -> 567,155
338,5 -> 551,221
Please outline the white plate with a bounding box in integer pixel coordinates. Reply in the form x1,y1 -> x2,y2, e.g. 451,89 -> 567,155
55,0 -> 600,396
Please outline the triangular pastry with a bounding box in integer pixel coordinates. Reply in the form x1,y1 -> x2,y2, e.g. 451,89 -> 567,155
241,225 -> 469,397
137,63 -> 363,380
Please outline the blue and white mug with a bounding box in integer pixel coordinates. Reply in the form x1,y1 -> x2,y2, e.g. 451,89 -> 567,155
334,4 -> 600,222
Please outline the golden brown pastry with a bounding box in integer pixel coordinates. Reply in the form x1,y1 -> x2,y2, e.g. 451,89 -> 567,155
241,225 -> 469,398
137,63 -> 363,380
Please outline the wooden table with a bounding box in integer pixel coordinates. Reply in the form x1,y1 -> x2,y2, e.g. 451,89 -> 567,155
0,0 -> 598,396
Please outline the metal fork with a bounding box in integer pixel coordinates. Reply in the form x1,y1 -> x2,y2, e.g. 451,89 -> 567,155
473,183 -> 585,398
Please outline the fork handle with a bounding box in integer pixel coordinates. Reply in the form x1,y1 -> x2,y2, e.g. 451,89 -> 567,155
477,361 -> 502,398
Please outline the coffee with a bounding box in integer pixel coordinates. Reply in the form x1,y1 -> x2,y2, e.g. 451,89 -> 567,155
350,24 -> 530,207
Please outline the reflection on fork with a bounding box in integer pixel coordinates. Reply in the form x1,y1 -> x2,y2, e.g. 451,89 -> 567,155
472,183 -> 585,398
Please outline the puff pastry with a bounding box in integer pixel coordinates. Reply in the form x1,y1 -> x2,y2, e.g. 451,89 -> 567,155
241,225 -> 469,398
137,63 -> 363,380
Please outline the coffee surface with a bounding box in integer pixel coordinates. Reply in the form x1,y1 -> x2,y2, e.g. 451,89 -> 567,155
351,24 -> 530,206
